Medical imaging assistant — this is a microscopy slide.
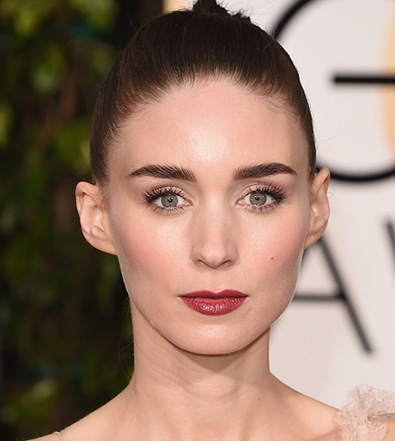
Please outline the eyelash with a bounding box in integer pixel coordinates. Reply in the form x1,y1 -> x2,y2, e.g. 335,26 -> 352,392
144,187 -> 187,214
241,184 -> 286,213
143,185 -> 286,214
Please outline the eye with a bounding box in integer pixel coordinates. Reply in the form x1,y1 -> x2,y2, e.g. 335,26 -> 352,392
237,186 -> 285,212
144,187 -> 190,213
160,193 -> 179,208
248,190 -> 269,206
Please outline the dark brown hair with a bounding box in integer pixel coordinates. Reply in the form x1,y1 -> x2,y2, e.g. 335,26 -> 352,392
90,0 -> 316,184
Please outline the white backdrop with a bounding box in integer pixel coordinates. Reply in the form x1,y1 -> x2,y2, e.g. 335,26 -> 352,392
172,0 -> 395,407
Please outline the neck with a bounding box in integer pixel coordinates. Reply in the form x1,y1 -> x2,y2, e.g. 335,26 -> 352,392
118,311 -> 295,441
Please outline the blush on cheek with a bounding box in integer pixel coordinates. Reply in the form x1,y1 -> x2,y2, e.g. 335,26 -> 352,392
113,217 -> 179,293
118,230 -> 161,270
263,226 -> 307,320
266,220 -> 307,271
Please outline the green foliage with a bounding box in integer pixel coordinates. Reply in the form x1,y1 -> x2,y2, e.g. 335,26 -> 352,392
0,0 -> 143,438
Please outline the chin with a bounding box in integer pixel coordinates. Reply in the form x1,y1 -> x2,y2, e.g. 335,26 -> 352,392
171,326 -> 270,357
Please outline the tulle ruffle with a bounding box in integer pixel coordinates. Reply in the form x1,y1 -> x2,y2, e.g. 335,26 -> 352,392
337,385 -> 395,441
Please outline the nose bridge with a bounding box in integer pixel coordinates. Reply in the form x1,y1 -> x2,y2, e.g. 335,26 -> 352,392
190,198 -> 238,268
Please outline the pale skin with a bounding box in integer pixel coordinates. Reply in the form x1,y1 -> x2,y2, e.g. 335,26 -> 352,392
30,79 -> 395,441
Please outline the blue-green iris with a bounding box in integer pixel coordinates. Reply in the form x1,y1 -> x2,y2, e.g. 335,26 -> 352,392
249,191 -> 267,206
161,194 -> 178,207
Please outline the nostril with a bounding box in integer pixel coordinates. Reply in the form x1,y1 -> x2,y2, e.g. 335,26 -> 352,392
192,239 -> 238,269
197,255 -> 232,269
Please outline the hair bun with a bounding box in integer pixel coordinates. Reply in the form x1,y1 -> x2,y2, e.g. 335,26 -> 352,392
193,0 -> 230,16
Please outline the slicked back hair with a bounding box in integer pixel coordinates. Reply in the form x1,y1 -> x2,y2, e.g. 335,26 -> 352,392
90,1 -> 316,184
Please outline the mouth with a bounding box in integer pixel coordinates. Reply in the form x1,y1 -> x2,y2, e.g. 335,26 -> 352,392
179,290 -> 248,315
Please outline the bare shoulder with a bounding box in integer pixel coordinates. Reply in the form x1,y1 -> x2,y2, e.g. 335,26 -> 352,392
314,428 -> 342,441
381,417 -> 395,440
277,383 -> 341,441
25,389 -> 131,441
26,434 -> 60,441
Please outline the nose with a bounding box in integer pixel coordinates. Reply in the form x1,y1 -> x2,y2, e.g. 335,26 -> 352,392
190,204 -> 238,269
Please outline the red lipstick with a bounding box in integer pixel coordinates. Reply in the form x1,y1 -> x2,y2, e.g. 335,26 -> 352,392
179,290 -> 247,315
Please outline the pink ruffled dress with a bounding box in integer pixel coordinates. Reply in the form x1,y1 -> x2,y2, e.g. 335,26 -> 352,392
337,385 -> 395,441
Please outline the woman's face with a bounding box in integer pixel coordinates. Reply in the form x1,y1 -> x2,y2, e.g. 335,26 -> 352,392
87,79 -> 328,355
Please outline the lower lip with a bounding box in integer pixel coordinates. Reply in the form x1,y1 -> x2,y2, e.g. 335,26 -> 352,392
180,297 -> 247,315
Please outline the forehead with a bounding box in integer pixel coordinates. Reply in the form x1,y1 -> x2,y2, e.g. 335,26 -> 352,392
109,79 -> 309,178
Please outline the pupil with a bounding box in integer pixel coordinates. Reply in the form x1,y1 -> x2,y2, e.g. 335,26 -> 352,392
161,194 -> 178,207
250,191 -> 267,206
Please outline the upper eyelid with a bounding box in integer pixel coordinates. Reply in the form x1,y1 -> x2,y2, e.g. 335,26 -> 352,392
242,184 -> 285,197
145,186 -> 186,198
144,184 -> 285,198
144,187 -> 190,209
238,189 -> 278,204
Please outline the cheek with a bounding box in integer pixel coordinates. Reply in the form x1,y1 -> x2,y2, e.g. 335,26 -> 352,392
108,212 -> 181,292
250,206 -> 308,259
269,214 -> 310,303
246,207 -> 310,294
269,220 -> 307,264
114,222 -> 159,273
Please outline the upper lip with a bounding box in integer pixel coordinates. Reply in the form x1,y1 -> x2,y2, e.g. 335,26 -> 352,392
179,290 -> 248,299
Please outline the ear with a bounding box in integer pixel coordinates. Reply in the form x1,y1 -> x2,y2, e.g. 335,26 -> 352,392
75,181 -> 117,255
304,168 -> 330,249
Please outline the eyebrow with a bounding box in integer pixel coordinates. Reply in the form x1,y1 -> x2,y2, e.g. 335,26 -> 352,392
129,164 -> 196,181
128,162 -> 297,181
234,163 -> 297,179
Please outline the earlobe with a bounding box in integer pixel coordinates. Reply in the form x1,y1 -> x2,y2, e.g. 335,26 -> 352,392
304,168 -> 331,249
75,182 -> 117,255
